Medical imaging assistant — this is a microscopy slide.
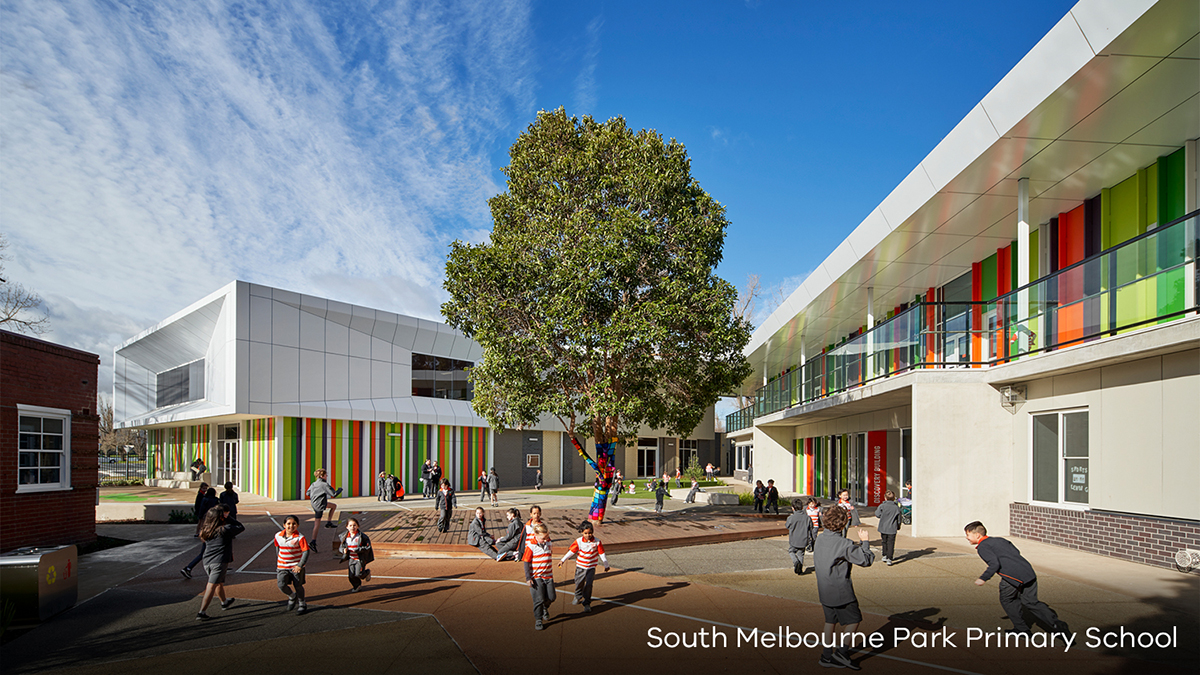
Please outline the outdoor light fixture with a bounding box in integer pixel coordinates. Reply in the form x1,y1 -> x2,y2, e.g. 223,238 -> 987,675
999,385 -> 1025,413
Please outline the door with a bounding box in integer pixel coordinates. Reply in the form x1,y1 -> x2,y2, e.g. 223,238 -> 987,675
220,440 -> 240,488
637,438 -> 658,477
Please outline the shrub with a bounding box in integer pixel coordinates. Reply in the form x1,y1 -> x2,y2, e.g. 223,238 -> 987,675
168,509 -> 197,524
684,456 -> 705,483
738,492 -> 755,506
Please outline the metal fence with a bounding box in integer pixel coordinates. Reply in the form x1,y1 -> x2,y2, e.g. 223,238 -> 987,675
98,458 -> 147,484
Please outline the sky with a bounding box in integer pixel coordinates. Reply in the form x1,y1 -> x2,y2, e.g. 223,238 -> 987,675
1,0 -> 1079,399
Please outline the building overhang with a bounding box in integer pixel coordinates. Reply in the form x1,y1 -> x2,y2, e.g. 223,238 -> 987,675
742,0 -> 1199,395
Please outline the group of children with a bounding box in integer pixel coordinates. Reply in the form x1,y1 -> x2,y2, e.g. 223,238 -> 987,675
186,468 -> 1069,666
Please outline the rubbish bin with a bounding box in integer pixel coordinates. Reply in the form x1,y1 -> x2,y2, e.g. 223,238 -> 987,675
0,545 -> 78,622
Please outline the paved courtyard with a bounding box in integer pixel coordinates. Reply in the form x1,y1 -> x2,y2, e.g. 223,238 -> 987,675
5,490 -> 1197,675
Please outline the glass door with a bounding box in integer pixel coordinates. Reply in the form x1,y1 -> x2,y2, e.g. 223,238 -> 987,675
637,438 -> 658,477
221,440 -> 240,487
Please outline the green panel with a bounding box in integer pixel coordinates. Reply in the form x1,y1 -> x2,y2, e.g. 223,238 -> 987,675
981,254 -> 998,301
1109,174 -> 1142,247
1158,148 -> 1187,224
1156,268 -> 1186,323
1010,240 -> 1018,292
1144,162 -> 1158,229
1029,228 -> 1039,281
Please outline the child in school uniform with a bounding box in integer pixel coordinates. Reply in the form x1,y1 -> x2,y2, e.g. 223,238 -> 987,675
218,481 -> 239,520
685,478 -> 701,503
654,479 -> 670,514
306,468 -> 341,551
495,507 -> 524,562
523,523 -> 555,630
274,515 -> 309,615
875,490 -> 902,565
785,498 -> 816,575
814,505 -> 872,669
339,517 -> 374,591
435,479 -> 456,532
488,468 -> 500,507
836,489 -> 860,533
752,480 -> 767,513
558,521 -> 609,612
611,472 -> 623,505
966,521 -> 1069,637
765,479 -> 780,514
674,468 -> 682,488
468,507 -> 500,560
196,505 -> 245,620
524,504 -> 545,549
478,469 -> 490,502
805,497 -> 821,552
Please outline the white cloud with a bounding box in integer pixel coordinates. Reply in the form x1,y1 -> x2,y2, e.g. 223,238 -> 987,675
1,0 -> 534,394
574,15 -> 603,115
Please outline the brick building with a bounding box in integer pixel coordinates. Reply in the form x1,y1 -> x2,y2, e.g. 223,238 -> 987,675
1,330 -> 99,552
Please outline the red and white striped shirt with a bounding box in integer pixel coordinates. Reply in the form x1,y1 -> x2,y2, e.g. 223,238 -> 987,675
523,539 -> 553,579
275,531 -> 308,569
525,520 -> 542,548
806,507 -> 820,529
562,537 -> 607,570
344,532 -> 362,560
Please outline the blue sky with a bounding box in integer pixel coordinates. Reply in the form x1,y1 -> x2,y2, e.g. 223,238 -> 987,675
1,0 -> 1078,395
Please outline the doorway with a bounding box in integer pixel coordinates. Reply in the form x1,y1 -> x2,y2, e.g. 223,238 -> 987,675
636,438 -> 658,477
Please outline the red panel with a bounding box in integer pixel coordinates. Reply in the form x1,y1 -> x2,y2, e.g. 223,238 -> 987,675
1058,205 -> 1087,346
971,262 -> 982,366
805,438 -> 814,496
867,430 -> 888,507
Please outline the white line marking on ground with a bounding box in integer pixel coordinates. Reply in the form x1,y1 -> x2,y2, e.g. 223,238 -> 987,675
233,569 -> 981,673
237,511 -> 283,572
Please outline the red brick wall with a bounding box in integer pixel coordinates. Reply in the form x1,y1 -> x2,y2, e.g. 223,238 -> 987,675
1011,502 -> 1200,574
1,330 -> 100,552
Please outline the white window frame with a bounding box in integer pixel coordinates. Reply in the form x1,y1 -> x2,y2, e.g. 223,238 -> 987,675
1028,407 -> 1089,510
16,404 -> 73,494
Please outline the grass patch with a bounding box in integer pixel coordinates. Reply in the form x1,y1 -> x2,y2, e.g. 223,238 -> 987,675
99,493 -> 149,502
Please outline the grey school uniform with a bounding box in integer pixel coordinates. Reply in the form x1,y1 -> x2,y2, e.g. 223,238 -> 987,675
495,517 -> 524,558
685,483 -> 701,503
307,478 -> 335,517
813,529 -> 873,624
435,488 -> 456,532
488,472 -> 499,501
201,519 -> 245,584
468,516 -> 499,559
975,536 -> 1060,634
875,500 -> 902,562
785,510 -> 816,571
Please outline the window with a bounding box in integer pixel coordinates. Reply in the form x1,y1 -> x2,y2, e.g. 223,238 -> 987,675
679,439 -> 698,469
525,454 -> 540,468
17,405 -> 71,492
1032,410 -> 1088,506
156,359 -> 204,408
411,353 -> 473,401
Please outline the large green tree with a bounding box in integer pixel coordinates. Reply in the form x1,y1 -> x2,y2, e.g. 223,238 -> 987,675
442,107 -> 751,451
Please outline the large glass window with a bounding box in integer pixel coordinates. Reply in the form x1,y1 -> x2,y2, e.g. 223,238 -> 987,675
17,407 -> 70,491
1032,410 -> 1089,505
679,439 -> 698,470
411,354 -> 473,400
156,359 -> 205,408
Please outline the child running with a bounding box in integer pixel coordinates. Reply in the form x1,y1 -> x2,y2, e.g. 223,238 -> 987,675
339,517 -> 374,591
558,521 -> 609,612
306,468 -> 340,551
495,507 -> 524,562
196,505 -> 244,620
966,521 -> 1069,637
654,478 -> 670,515
523,523 -> 555,630
805,497 -> 821,553
274,515 -> 309,615
435,479 -> 456,532
785,498 -> 816,575
814,505 -> 872,669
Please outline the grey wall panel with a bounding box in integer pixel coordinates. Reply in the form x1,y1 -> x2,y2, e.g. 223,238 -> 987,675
494,430 -> 524,491
522,431 -> 543,487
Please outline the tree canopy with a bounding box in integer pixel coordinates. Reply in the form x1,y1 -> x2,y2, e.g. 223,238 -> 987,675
442,108 -> 752,444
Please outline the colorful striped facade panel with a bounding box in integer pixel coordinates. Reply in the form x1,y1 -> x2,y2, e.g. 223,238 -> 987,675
147,424 -> 211,477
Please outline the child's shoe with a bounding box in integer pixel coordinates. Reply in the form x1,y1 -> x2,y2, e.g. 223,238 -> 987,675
350,586 -> 361,593
324,521 -> 337,528
830,652 -> 860,670
793,561 -> 803,575
309,539 -> 319,553
362,569 -> 371,582
817,654 -> 838,668
534,619 -> 544,631
196,611 -> 211,621
180,567 -> 192,579
297,602 -> 308,615
287,595 -> 297,611
582,604 -> 592,613
220,598 -> 236,610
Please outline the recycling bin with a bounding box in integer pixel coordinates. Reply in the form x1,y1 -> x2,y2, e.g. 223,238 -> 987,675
0,545 -> 78,622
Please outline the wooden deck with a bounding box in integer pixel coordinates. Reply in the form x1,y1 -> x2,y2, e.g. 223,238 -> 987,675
359,506 -> 787,558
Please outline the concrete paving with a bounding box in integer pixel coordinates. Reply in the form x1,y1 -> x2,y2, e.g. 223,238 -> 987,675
5,504 -> 1196,675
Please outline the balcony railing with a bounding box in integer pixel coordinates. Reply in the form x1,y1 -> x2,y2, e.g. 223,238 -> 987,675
727,210 -> 1198,432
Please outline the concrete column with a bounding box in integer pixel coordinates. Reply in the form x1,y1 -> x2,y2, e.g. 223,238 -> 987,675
1017,178 -> 1032,353
866,287 -> 875,379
